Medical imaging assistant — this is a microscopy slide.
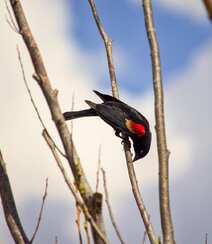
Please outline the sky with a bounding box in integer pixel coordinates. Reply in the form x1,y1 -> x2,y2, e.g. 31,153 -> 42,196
0,0 -> 211,243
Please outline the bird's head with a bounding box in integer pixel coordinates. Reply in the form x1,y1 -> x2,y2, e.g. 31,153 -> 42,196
131,131 -> 152,162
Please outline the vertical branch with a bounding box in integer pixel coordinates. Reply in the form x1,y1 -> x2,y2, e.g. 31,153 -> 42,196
84,220 -> 91,244
142,1 -> 175,243
95,145 -> 101,192
205,233 -> 208,244
202,0 -> 212,21
87,0 -> 119,98
87,1 -> 158,243
0,151 -> 29,244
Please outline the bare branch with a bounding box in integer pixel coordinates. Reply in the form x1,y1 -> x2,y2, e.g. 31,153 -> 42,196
30,178 -> 48,243
202,0 -> 212,21
87,0 -> 119,98
0,150 -> 29,244
5,0 -> 20,33
84,220 -> 91,244
124,141 -> 158,244
9,0 -> 92,201
17,45 -> 46,129
87,1 -> 158,243
17,45 -> 67,159
205,233 -> 208,244
42,130 -> 109,244
75,204 -> 83,244
101,169 -> 125,244
9,1 -> 107,242
142,0 -> 175,243
96,145 -> 101,192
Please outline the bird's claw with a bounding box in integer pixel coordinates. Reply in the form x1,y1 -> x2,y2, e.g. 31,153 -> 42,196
121,137 -> 131,149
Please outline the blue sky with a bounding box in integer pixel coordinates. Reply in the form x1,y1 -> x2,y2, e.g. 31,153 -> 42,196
69,0 -> 212,93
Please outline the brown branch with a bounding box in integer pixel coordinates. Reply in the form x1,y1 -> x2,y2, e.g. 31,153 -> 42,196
75,204 -> 83,244
101,169 -> 125,244
84,220 -> 91,244
9,0 -> 92,200
5,0 -> 20,34
202,0 -> 212,21
87,0 -> 119,98
96,145 -> 101,192
142,1 -> 175,243
124,141 -> 158,244
87,1 -> 158,243
30,178 -> 48,243
0,150 -> 29,244
9,1 -> 107,243
16,45 -> 67,159
42,130 -> 109,244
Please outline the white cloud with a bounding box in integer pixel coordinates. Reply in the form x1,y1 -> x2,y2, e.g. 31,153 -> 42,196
130,0 -> 207,22
158,0 -> 206,20
0,0 -> 211,242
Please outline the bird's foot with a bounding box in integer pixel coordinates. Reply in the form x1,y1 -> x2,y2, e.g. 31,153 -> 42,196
121,136 -> 131,149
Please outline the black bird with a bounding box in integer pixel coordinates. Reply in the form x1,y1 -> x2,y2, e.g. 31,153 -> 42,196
63,90 -> 151,161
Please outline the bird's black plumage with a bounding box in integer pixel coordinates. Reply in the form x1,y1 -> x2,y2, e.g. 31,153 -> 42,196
63,90 -> 151,161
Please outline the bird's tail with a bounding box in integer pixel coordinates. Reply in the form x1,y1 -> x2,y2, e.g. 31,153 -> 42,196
63,108 -> 97,121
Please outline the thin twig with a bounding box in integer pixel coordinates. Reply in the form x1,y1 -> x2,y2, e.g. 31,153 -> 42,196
87,1 -> 157,243
142,0 -> 175,243
16,45 -> 67,159
42,129 -> 109,244
141,230 -> 147,244
87,0 -> 119,98
75,203 -> 83,244
84,220 -> 91,244
205,233 -> 208,244
70,92 -> 75,135
0,150 -> 29,244
5,0 -> 20,33
55,236 -> 58,244
96,145 -> 101,192
101,169 -> 125,244
202,0 -> 212,21
30,178 -> 48,243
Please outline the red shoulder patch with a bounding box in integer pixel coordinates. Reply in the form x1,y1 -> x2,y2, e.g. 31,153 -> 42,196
126,119 -> 146,136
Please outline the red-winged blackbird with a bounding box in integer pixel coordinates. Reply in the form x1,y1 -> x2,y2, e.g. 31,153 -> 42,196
63,90 -> 151,161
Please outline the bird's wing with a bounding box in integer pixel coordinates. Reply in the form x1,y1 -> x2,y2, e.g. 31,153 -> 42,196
93,90 -> 124,104
94,102 -> 130,133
